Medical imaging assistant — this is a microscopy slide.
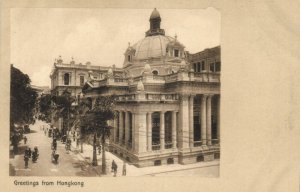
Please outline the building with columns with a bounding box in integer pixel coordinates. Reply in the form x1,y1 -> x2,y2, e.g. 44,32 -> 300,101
82,8 -> 221,167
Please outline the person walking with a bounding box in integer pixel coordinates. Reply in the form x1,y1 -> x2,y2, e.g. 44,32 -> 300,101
27,147 -> 32,158
52,140 -> 57,150
122,161 -> 126,176
24,154 -> 29,168
113,161 -> 118,177
23,136 -> 27,144
111,160 -> 115,172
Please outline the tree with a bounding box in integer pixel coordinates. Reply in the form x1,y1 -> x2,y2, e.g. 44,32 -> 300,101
10,65 -> 38,153
51,89 -> 76,136
72,96 -> 92,153
38,93 -> 52,123
81,96 -> 115,174
10,65 -> 38,127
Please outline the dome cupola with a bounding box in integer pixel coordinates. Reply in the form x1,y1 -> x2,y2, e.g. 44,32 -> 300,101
146,8 -> 165,37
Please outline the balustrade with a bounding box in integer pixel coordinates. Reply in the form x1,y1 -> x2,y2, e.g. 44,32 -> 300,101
212,139 -> 219,145
193,141 -> 202,147
165,142 -> 173,149
152,144 -> 160,151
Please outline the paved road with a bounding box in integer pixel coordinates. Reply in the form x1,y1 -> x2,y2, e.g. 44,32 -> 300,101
11,121 -> 98,177
10,120 -> 219,177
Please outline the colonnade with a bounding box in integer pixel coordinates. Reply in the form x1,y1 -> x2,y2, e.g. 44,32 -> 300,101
112,94 -> 220,153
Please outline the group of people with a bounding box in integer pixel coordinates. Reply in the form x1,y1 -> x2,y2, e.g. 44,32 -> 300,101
24,146 -> 39,169
111,160 -> 127,177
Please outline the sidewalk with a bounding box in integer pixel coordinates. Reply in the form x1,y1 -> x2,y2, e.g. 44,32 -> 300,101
69,140 -> 219,177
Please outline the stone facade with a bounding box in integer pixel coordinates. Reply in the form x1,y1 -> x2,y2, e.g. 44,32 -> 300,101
82,9 -> 221,167
49,58 -> 123,130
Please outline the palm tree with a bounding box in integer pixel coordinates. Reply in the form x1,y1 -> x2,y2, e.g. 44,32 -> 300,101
81,96 -> 115,174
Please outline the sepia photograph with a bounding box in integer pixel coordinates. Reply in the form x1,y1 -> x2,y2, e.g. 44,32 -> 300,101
2,0 -> 299,192
9,7 -> 221,177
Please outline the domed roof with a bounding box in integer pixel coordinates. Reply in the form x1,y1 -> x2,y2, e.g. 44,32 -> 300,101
150,8 -> 160,19
132,35 -> 176,60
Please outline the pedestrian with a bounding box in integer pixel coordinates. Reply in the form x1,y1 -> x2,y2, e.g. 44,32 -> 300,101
111,160 -> 115,172
122,161 -> 126,176
23,136 -> 27,144
24,154 -> 29,168
52,140 -> 57,150
27,147 -> 32,158
113,161 -> 118,177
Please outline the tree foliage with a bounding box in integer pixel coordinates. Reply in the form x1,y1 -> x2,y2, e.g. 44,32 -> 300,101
10,65 -> 38,127
38,93 -> 52,123
81,95 -> 115,138
51,89 -> 76,133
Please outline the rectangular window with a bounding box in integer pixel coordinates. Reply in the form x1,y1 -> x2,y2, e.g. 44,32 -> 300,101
210,63 -> 215,72
174,49 -> 179,57
215,61 -> 221,72
128,55 -> 131,62
201,61 -> 205,71
80,76 -> 84,86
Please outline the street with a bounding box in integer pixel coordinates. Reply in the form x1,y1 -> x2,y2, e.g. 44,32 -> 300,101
10,121 -> 98,176
9,120 -> 219,177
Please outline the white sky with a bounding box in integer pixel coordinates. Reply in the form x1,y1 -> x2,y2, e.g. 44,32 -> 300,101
11,8 -> 220,87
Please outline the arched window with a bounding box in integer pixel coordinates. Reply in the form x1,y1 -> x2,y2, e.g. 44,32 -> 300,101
152,70 -> 158,75
64,73 -> 70,85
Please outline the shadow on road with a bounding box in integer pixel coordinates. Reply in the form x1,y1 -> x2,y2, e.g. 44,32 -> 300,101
73,161 -> 101,177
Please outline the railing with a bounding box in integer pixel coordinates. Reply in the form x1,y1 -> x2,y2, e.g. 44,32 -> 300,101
133,76 -> 143,82
94,79 -> 107,86
165,142 -> 173,149
212,139 -> 219,145
208,73 -> 220,82
115,94 -> 136,101
114,77 -> 126,83
146,93 -> 178,101
153,75 -> 165,81
165,73 -> 178,83
152,144 -> 160,151
193,141 -> 202,147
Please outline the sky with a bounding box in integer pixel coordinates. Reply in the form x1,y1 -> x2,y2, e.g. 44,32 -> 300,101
10,8 -> 220,87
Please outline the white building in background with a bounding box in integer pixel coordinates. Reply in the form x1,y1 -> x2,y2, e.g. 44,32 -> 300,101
49,57 -> 123,131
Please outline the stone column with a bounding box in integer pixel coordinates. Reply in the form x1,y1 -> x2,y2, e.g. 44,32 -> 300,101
206,95 -> 212,145
172,111 -> 177,149
147,112 -> 152,151
217,95 -> 220,144
113,112 -> 118,143
201,95 -> 207,145
179,95 -> 189,149
131,113 -> 135,151
134,112 -> 147,153
189,95 -> 194,148
160,111 -> 165,150
118,111 -> 124,144
125,111 -> 130,147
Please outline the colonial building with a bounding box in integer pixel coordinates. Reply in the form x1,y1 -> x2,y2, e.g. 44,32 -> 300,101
82,8 -> 221,167
49,57 -> 123,130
